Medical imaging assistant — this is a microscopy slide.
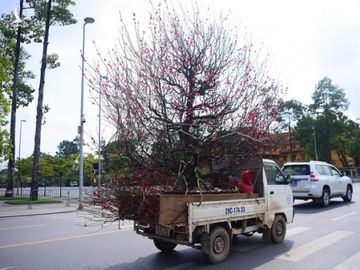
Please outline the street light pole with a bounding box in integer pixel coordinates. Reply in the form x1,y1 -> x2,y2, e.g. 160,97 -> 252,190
313,126 -> 318,160
17,119 -> 26,195
98,75 -> 103,188
79,17 -> 95,210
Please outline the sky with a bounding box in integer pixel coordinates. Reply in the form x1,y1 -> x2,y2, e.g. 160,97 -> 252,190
1,0 -> 360,160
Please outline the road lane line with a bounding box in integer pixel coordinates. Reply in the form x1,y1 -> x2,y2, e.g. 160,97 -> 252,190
286,226 -> 311,237
0,229 -> 129,249
0,267 -> 16,270
162,262 -> 196,270
332,212 -> 356,221
0,224 -> 46,231
335,251 -> 360,270
277,231 -> 353,262
233,227 -> 310,253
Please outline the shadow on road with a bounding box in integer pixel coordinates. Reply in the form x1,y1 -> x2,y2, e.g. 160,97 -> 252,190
104,234 -> 294,270
294,199 -> 355,214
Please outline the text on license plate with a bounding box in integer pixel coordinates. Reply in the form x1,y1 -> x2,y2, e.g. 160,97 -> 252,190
225,206 -> 246,215
155,225 -> 171,238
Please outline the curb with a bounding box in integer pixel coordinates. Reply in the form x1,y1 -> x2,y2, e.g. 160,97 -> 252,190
0,209 -> 77,219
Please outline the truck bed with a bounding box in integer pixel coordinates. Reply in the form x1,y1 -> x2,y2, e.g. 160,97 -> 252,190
158,193 -> 260,225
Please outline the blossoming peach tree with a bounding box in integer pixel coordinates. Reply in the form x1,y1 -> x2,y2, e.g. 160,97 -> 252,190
87,1 -> 284,222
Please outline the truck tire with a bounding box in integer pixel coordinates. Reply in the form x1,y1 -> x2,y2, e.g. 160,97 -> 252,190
153,239 -> 177,252
207,226 -> 231,264
342,185 -> 352,202
319,187 -> 330,207
271,215 -> 286,244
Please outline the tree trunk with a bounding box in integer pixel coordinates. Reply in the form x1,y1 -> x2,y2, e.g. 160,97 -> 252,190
5,0 -> 24,198
288,121 -> 293,161
31,0 -> 52,200
337,150 -> 349,168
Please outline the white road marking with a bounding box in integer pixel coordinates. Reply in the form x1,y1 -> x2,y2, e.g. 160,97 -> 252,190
0,267 -> 16,270
0,224 -> 46,231
335,251 -> 360,270
0,229 -> 131,249
332,212 -> 356,221
277,231 -> 353,262
162,262 -> 196,270
233,227 -> 311,253
286,226 -> 311,237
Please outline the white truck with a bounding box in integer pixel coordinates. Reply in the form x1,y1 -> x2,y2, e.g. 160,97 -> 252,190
135,159 -> 294,263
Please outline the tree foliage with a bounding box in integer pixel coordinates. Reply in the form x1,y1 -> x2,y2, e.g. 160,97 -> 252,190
56,137 -> 79,158
276,99 -> 304,131
0,14 -> 35,108
0,28 -> 11,161
293,76 -> 356,165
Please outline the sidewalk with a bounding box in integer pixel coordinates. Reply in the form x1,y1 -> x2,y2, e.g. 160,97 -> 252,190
0,202 -> 78,218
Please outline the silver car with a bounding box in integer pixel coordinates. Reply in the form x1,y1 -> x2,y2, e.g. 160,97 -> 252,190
282,161 -> 353,207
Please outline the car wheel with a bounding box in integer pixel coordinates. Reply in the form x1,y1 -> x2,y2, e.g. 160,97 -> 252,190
153,239 -> 177,252
342,186 -> 352,202
271,215 -> 286,243
207,226 -> 231,264
320,187 -> 330,207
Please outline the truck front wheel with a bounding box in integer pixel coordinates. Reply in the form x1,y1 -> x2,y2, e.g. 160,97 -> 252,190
153,239 -> 177,252
207,226 -> 231,264
271,215 -> 286,243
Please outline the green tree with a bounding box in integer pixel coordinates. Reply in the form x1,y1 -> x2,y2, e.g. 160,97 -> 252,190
56,137 -> 79,158
1,7 -> 35,197
276,99 -> 304,161
29,0 -> 76,200
0,41 -> 11,162
38,153 -> 55,187
293,114 -> 316,160
15,156 -> 33,189
331,115 -> 360,167
310,77 -> 349,162
294,77 -> 350,163
84,154 -> 96,186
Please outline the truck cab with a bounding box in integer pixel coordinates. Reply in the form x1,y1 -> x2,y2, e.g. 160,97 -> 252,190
135,159 -> 294,264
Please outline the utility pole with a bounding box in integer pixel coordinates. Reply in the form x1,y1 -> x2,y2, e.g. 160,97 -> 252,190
98,75 -> 103,188
313,126 -> 318,160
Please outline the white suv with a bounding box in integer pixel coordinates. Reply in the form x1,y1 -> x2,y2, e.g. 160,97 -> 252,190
282,161 -> 353,207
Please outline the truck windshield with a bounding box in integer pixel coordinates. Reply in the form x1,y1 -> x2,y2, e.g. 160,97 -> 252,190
282,165 -> 310,176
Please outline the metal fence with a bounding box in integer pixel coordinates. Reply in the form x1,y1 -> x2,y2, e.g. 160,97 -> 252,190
0,187 -> 93,207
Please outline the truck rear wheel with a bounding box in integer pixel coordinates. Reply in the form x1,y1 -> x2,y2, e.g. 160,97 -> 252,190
153,239 -> 177,252
207,226 -> 231,264
271,215 -> 286,243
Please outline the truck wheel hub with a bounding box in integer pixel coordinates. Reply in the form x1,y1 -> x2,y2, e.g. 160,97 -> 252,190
214,237 -> 225,253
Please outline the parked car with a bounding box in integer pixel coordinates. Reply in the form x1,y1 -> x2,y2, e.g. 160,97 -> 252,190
69,181 -> 78,187
282,161 -> 353,207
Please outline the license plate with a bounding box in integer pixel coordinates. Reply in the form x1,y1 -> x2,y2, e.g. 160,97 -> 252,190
155,225 -> 171,238
291,181 -> 297,187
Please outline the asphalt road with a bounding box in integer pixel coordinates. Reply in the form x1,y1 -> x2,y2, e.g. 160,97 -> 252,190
1,183 -> 360,270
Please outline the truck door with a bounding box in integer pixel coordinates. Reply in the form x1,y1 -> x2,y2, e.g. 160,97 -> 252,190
264,163 -> 293,219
